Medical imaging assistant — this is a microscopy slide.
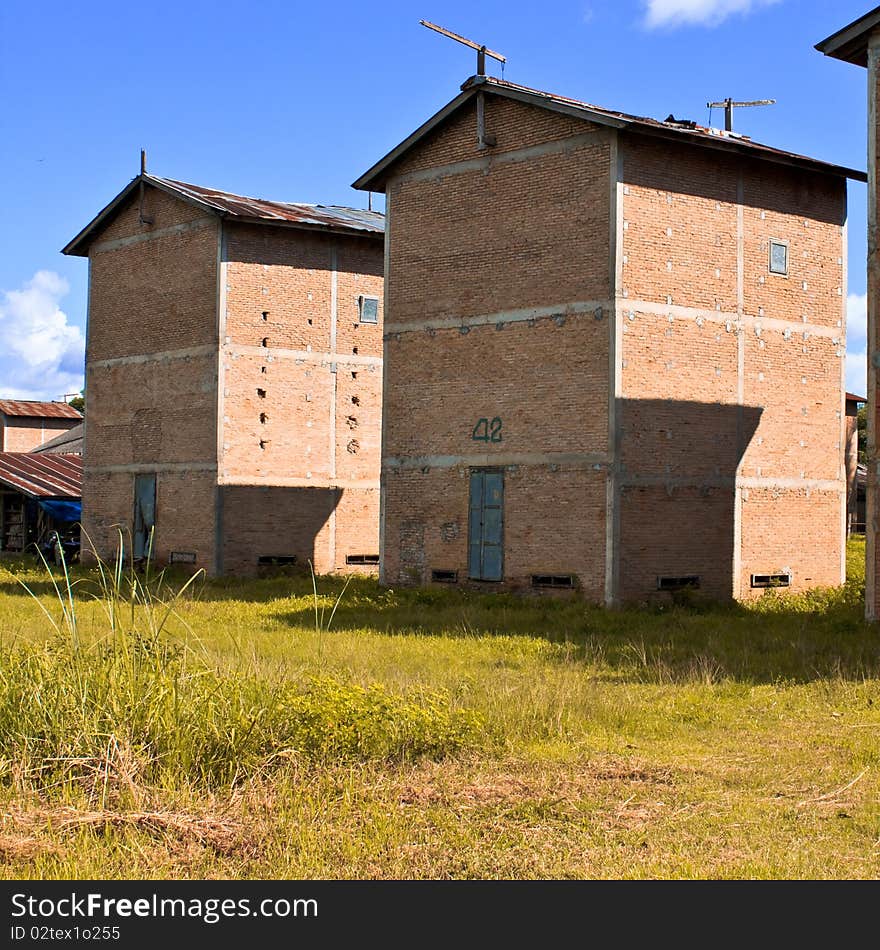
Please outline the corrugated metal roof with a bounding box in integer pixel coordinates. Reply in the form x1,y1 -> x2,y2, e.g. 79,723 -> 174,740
0,400 -> 82,420
0,453 -> 82,498
353,75 -> 867,191
63,175 -> 384,256
156,178 -> 385,233
31,422 -> 84,455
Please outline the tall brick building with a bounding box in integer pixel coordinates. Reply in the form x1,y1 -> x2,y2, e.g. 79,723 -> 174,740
63,174 -> 384,574
817,6 -> 880,620
354,75 -> 864,603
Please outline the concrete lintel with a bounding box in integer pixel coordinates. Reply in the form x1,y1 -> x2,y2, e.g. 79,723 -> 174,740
394,130 -> 609,187
224,344 -> 382,367
86,462 -> 218,475
384,299 -> 610,337
218,475 -> 379,490
383,451 -> 609,471
621,474 -> 843,492
88,344 -> 216,369
90,216 -> 217,255
621,298 -> 843,340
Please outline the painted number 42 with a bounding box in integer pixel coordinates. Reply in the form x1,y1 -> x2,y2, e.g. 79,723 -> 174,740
472,417 -> 502,443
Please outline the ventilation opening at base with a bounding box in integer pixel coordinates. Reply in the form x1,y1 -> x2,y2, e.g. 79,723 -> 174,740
169,551 -> 196,564
750,573 -> 791,589
431,569 -> 458,583
258,555 -> 297,566
531,574 -> 575,589
346,554 -> 379,565
657,575 -> 701,591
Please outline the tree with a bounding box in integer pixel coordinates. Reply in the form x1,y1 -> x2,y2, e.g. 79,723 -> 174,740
68,390 -> 84,416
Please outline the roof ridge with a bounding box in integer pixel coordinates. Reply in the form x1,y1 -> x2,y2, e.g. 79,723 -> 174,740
154,176 -> 382,216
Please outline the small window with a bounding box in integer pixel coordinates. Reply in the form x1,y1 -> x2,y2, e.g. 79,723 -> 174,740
258,555 -> 297,566
431,569 -> 458,583
657,575 -> 700,591
346,554 -> 379,565
358,295 -> 379,324
751,573 -> 791,589
531,574 -> 575,589
769,239 -> 788,276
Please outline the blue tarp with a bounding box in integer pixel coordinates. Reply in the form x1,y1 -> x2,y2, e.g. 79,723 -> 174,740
37,499 -> 82,523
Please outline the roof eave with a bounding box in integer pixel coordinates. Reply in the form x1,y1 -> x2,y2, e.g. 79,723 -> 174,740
624,124 -> 867,182
229,215 -> 384,239
815,8 -> 880,66
353,87 -> 477,192
61,174 -> 223,257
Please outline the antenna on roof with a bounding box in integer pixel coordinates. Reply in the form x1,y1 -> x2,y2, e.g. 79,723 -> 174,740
707,97 -> 775,132
419,19 -> 506,77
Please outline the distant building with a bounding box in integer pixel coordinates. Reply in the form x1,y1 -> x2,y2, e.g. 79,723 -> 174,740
63,174 -> 384,573
0,453 -> 81,553
0,400 -> 81,453
32,422 -> 83,456
845,392 -> 865,534
355,75 -> 863,602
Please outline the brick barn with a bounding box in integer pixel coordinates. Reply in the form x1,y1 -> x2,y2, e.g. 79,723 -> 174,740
354,75 -> 864,603
63,174 -> 384,574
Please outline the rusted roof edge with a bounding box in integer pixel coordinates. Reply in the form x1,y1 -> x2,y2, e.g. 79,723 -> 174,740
354,75 -> 866,191
61,175 -> 224,256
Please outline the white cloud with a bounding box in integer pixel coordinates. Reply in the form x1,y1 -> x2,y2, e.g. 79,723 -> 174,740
0,271 -> 84,401
643,0 -> 779,29
846,292 -> 867,398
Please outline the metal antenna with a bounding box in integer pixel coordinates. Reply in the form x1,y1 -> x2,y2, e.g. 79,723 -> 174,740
419,19 -> 506,76
706,97 -> 775,132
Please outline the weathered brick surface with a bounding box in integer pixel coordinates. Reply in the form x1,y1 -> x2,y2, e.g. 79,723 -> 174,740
81,185 -> 384,576
620,135 -> 846,599
739,488 -> 842,592
379,89 -> 847,602
82,470 -> 216,568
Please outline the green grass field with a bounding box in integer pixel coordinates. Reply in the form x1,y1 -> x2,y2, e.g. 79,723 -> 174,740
0,539 -> 878,879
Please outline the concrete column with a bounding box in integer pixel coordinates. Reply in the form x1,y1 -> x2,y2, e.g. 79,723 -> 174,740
867,35 -> 880,620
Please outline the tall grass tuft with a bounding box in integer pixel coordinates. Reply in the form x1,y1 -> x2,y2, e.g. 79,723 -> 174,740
0,534 -> 481,801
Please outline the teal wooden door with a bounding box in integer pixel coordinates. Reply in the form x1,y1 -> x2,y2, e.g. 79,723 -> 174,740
468,470 -> 504,581
133,473 -> 156,560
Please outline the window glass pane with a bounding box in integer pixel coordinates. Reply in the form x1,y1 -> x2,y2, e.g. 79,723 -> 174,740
360,297 -> 378,323
770,241 -> 787,275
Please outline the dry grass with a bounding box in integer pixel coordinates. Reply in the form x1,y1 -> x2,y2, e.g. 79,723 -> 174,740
0,538 -> 878,879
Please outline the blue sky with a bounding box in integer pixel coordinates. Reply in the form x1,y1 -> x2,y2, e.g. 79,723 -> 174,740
0,0 -> 872,400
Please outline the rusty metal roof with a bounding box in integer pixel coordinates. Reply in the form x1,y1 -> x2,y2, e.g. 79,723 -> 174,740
815,6 -> 880,66
353,75 -> 867,191
0,453 -> 82,498
31,422 -> 83,455
0,400 -> 82,421
63,175 -> 384,257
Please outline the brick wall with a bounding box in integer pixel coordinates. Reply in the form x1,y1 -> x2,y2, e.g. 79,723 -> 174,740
382,93 -> 612,593
219,223 -> 384,575
1,418 -> 78,453
82,185 -> 219,567
619,134 -> 847,599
